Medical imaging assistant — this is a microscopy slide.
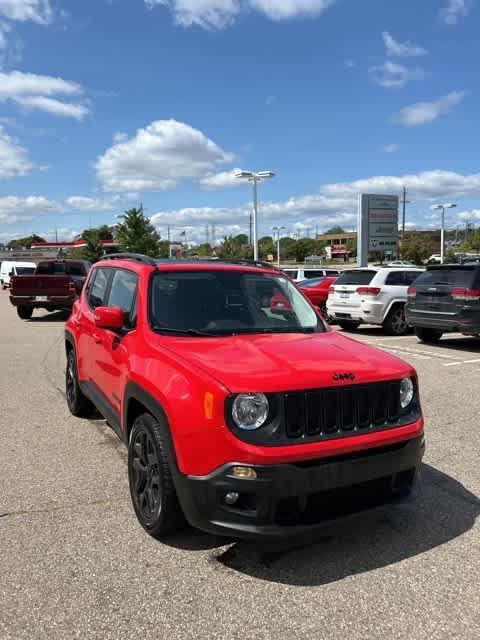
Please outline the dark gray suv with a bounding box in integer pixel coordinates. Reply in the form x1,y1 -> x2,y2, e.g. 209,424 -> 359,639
406,264 -> 480,342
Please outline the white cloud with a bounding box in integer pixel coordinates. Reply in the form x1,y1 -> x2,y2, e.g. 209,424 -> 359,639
95,119 -> 235,192
0,70 -> 90,119
145,0 -> 336,29
369,60 -> 424,88
380,144 -> 400,153
458,209 -> 480,221
66,195 -> 126,211
0,126 -> 33,178
199,168 -> 244,190
0,195 -> 63,215
247,0 -> 335,21
0,0 -> 53,25
393,91 -> 466,126
382,31 -> 428,57
440,0 -> 471,25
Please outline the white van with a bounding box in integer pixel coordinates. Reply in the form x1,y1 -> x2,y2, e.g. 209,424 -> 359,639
0,261 -> 36,289
281,267 -> 339,282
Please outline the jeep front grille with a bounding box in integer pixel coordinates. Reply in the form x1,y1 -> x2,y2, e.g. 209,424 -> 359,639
284,381 -> 402,440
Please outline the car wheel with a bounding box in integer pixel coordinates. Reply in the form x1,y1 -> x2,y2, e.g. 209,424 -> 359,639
414,327 -> 443,343
128,413 -> 186,539
17,306 -> 33,320
337,319 -> 361,331
383,305 -> 409,336
66,348 -> 95,417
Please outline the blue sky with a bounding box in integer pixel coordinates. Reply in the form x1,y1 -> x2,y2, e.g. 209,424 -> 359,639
0,0 -> 479,244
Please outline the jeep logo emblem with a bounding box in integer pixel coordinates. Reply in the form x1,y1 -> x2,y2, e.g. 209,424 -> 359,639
333,372 -> 356,381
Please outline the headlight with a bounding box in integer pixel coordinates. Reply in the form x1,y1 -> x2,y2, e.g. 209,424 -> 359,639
232,393 -> 269,430
400,377 -> 414,409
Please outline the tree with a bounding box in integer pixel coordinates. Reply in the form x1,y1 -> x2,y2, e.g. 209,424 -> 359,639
444,249 -> 458,264
325,226 -> 345,235
258,235 -> 275,260
293,238 -> 318,262
70,225 -> 115,262
7,234 -> 45,249
400,235 -> 433,265
460,228 -> 480,252
115,206 -> 160,256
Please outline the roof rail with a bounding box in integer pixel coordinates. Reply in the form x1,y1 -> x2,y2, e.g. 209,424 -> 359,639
101,253 -> 157,267
218,259 -> 281,270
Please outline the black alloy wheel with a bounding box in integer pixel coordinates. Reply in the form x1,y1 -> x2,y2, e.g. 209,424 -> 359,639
65,349 -> 94,417
128,413 -> 185,538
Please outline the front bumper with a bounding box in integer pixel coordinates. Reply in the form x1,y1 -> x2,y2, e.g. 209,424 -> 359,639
174,435 -> 425,540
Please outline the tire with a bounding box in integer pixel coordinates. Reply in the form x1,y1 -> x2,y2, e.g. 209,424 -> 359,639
414,327 -> 443,343
383,304 -> 409,336
337,319 -> 361,331
66,348 -> 95,417
17,306 -> 33,320
128,413 -> 186,539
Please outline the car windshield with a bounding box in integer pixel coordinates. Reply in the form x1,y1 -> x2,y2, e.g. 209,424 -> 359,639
150,270 -> 324,336
334,270 -> 376,285
15,267 -> 35,275
298,277 -> 325,288
415,267 -> 477,288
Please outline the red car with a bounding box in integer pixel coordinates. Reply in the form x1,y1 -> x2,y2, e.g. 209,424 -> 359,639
65,254 -> 424,540
298,276 -> 337,322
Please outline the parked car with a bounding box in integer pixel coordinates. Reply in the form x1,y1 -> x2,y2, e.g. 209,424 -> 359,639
297,276 -> 337,322
10,259 -> 91,319
327,266 -> 424,335
406,264 -> 480,342
65,254 -> 424,540
387,260 -> 416,267
426,254 -> 442,265
282,267 -> 339,282
0,261 -> 36,289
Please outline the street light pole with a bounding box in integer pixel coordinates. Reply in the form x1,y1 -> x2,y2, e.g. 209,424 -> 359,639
236,170 -> 275,262
272,225 -> 286,268
432,203 -> 457,264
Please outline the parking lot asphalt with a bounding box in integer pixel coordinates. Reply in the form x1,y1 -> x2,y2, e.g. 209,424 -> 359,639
0,294 -> 478,640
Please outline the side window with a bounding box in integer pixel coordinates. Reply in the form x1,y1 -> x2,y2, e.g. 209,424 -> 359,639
107,269 -> 138,328
88,268 -> 110,309
385,271 -> 406,286
404,271 -> 421,286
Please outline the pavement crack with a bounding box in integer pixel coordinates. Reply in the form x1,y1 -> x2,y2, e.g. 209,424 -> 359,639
0,497 -> 128,520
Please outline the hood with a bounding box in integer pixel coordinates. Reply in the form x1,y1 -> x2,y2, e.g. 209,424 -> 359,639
159,331 -> 414,393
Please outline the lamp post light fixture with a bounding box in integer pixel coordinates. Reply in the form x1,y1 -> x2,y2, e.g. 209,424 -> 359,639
431,203 -> 457,264
235,170 -> 275,261
272,225 -> 286,268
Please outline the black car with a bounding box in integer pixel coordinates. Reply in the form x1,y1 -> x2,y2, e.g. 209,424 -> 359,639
406,264 -> 480,342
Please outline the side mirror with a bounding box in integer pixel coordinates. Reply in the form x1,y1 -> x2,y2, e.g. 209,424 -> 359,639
9,270 -> 14,276
94,306 -> 125,331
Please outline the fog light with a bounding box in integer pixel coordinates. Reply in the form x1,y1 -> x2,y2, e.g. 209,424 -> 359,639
225,491 -> 240,505
232,466 -> 257,479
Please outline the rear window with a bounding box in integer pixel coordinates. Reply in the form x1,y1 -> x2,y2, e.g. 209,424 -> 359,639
335,270 -> 376,286
415,267 -> 477,288
15,267 -> 35,275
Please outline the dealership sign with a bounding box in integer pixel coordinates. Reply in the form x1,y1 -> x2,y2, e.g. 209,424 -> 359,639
358,194 -> 399,266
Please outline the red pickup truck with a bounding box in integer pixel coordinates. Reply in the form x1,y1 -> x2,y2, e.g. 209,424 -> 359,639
10,259 -> 91,320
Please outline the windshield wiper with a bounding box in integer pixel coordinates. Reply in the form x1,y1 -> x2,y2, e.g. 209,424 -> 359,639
230,327 -> 317,335
152,326 -> 220,337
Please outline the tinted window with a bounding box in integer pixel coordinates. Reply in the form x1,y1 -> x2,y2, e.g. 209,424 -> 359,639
405,271 -> 422,286
88,268 -> 110,308
15,267 -> 35,275
283,270 -> 298,279
36,262 -> 55,275
335,270 -> 376,285
66,263 -> 86,276
304,270 -> 324,279
325,270 -> 339,276
385,271 -> 406,286
414,268 -> 477,288
107,269 -> 138,326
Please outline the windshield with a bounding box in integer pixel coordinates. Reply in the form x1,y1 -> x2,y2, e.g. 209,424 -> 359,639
415,267 -> 477,288
15,267 -> 35,275
150,270 -> 324,336
335,270 -> 376,286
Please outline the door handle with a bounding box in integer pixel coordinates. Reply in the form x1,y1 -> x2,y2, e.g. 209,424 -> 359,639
92,333 -> 102,344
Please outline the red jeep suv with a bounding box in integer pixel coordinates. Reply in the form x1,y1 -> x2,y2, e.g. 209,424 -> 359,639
65,254 -> 425,540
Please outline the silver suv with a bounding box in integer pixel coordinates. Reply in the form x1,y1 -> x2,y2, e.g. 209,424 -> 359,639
327,267 -> 424,335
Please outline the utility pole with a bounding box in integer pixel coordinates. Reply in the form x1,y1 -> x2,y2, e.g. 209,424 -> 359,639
400,186 -> 410,239
167,226 -> 171,244
249,212 -> 253,246
212,225 -> 216,245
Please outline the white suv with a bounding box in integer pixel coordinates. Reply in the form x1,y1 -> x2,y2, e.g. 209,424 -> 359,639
326,267 -> 424,335
282,267 -> 339,282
